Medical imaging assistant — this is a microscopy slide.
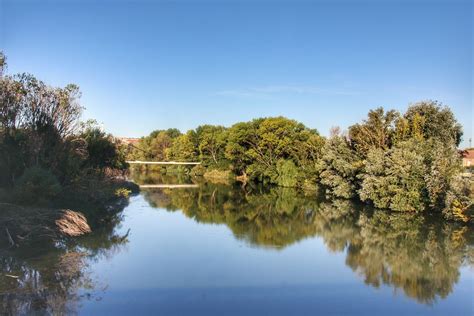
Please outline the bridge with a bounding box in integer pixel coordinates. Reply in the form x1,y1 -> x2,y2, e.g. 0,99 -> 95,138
126,161 -> 201,165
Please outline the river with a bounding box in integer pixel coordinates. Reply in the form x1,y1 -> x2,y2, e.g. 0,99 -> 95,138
1,176 -> 473,315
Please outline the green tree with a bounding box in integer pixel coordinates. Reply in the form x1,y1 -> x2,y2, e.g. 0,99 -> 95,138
79,120 -> 127,172
167,131 -> 198,161
359,140 -> 427,212
348,107 -> 399,156
195,125 -> 228,166
225,117 -> 323,185
399,101 -> 463,146
319,135 -> 362,198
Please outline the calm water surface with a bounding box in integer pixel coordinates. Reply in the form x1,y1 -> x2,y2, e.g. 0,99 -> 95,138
1,178 -> 473,315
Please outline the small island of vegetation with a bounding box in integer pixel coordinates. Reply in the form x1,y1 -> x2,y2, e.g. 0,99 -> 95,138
127,103 -> 473,223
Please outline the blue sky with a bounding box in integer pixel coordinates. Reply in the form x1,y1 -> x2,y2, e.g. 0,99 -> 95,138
2,0 -> 472,147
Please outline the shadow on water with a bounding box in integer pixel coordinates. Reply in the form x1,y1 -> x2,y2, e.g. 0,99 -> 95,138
141,181 -> 474,305
1,175 -> 473,313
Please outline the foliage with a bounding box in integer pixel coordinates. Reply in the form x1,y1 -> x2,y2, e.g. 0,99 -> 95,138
276,159 -> 299,187
351,103 -> 469,220
442,175 -> 473,222
115,188 -> 132,199
0,53 -> 134,211
128,102 -> 469,221
203,169 -> 232,180
79,120 -> 127,172
195,125 -> 228,166
0,71 -> 84,186
359,140 -> 427,212
225,117 -> 324,185
396,100 -> 463,146
167,131 -> 198,161
13,167 -> 62,205
128,128 -> 181,161
319,135 -> 362,198
348,107 -> 399,156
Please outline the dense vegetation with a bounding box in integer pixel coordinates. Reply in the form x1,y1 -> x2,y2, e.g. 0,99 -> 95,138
129,104 -> 472,222
0,52 -> 136,238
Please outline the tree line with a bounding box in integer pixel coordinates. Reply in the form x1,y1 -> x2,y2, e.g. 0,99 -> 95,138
129,103 -> 472,222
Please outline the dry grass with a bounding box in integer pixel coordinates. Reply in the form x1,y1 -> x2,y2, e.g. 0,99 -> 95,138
55,210 -> 91,237
0,204 -> 91,247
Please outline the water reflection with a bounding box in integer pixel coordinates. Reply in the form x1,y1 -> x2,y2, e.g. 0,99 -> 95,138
0,209 -> 131,315
1,180 -> 472,314
142,183 -> 474,304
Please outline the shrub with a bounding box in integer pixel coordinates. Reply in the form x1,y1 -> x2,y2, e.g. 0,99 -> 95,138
14,167 -> 62,205
190,165 -> 206,176
115,188 -> 132,199
203,169 -> 232,180
443,176 -> 473,223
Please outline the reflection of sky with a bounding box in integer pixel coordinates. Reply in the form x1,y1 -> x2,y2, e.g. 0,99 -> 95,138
81,194 -> 474,315
89,195 -> 352,289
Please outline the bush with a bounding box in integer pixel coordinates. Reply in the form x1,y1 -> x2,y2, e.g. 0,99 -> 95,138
443,176 -> 473,223
14,167 -> 62,205
203,169 -> 232,180
190,165 -> 206,176
115,188 -> 132,199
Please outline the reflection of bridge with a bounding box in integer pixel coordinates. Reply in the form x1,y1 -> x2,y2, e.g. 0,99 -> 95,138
126,161 -> 201,165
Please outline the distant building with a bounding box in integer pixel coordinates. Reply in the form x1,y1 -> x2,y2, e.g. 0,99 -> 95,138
118,137 -> 140,146
462,149 -> 474,168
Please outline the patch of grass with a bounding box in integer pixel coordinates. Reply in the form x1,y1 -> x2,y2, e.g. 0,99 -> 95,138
203,169 -> 233,184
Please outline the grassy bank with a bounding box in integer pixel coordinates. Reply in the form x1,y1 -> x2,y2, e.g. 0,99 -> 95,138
0,177 -> 139,248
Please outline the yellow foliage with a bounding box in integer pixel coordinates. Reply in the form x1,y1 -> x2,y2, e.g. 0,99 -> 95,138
115,188 -> 132,199
451,199 -> 469,223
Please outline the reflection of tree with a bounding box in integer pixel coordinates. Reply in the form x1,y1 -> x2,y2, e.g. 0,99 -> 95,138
346,213 -> 472,304
143,183 -> 474,304
130,169 -> 194,186
0,209 -> 130,315
144,184 -> 323,248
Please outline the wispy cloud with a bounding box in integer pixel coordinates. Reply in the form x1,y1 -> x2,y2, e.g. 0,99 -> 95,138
214,85 -> 360,98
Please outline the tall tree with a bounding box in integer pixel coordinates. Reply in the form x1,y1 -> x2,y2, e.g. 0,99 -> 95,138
348,107 -> 399,156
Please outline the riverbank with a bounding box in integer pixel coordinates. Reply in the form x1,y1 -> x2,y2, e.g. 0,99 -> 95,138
0,178 -> 139,248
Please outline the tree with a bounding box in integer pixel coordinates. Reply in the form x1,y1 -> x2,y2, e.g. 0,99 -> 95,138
130,128 -> 182,161
79,120 -> 127,172
225,117 -> 322,185
0,51 -> 6,77
348,107 -> 399,156
167,131 -> 197,161
319,135 -> 362,198
359,140 -> 427,212
195,125 -> 228,166
0,68 -> 83,186
400,101 -> 463,146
